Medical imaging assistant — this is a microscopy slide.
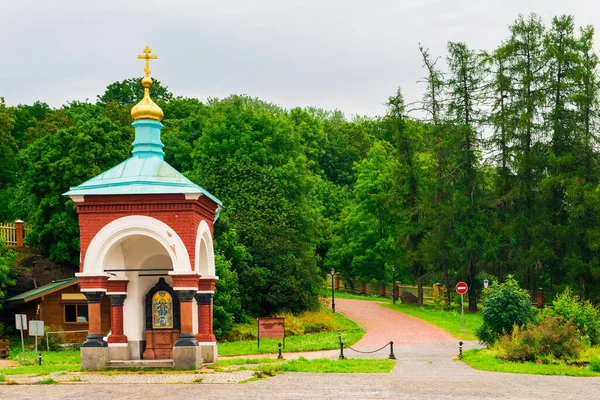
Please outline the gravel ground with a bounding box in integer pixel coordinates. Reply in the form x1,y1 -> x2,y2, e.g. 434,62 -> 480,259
1,299 -> 599,399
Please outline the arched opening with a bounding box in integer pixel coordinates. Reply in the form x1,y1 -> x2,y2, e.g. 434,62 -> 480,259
194,220 -> 215,276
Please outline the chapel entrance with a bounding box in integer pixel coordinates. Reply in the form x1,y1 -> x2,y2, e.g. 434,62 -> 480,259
143,278 -> 180,360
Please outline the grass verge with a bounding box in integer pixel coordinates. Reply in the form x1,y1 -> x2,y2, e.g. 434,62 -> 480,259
462,348 -> 600,377
334,292 -> 392,303
1,348 -> 80,375
382,302 -> 481,340
253,357 -> 395,375
219,311 -> 364,356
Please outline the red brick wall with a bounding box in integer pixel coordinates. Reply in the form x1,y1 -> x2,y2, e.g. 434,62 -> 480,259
75,194 -> 218,273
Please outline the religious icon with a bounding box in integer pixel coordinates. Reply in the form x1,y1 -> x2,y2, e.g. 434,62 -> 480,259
152,290 -> 173,329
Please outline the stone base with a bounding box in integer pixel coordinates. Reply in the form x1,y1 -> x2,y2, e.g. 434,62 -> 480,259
128,340 -> 145,360
109,344 -> 130,361
198,342 -> 218,364
173,345 -> 202,370
81,346 -> 110,370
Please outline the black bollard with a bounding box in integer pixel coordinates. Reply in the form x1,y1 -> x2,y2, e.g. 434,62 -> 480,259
38,352 -> 42,366
338,328 -> 342,345
278,343 -> 283,359
389,341 -> 396,360
339,341 -> 346,360
459,341 -> 463,359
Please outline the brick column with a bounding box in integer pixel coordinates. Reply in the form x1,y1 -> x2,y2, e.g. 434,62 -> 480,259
174,290 -> 197,347
107,295 -> 127,343
194,293 -> 215,342
106,279 -> 128,344
82,292 -> 106,348
15,220 -> 24,247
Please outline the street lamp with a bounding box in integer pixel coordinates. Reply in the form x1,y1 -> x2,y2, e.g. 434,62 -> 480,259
483,279 -> 489,289
330,267 -> 336,313
392,265 -> 396,304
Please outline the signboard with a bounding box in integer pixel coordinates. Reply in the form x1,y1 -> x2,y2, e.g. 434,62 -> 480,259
15,314 -> 27,330
455,282 -> 468,295
29,320 -> 44,337
257,317 -> 285,349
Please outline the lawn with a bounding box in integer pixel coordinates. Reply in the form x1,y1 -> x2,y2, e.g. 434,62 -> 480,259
1,347 -> 81,375
462,348 -> 600,377
334,291 -> 392,303
253,357 -> 395,374
219,311 -> 364,356
382,302 -> 482,340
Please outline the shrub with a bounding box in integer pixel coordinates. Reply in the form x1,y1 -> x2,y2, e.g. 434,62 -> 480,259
476,276 -> 535,345
276,313 -> 305,337
589,356 -> 600,372
300,311 -> 336,334
44,325 -> 66,351
496,316 -> 582,362
543,287 -> 600,346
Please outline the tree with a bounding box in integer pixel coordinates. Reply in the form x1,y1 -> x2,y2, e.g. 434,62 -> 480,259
0,241 -> 16,307
17,103 -> 132,265
97,78 -> 173,107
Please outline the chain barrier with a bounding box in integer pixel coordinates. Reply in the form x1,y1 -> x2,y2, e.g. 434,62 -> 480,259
346,342 -> 390,354
337,329 -> 396,360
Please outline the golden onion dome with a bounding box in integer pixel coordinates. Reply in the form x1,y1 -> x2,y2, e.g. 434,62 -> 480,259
131,46 -> 164,121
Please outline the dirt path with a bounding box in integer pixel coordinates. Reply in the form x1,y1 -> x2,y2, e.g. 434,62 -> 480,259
335,298 -> 455,347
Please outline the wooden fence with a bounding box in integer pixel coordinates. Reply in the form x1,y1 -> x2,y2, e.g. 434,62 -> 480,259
0,221 -> 28,246
328,274 -> 434,301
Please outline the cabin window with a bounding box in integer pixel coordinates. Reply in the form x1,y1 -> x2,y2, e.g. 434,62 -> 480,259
64,304 -> 88,323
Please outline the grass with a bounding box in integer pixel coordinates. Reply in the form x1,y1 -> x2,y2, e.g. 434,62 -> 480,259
253,357 -> 395,374
462,348 -> 600,377
36,377 -> 58,384
1,348 -> 80,375
382,302 -> 482,340
209,357 -> 286,368
334,291 -> 392,303
218,311 -> 364,356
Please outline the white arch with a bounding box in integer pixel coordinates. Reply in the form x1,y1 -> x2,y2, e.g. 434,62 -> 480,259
83,215 -> 192,275
194,219 -> 215,276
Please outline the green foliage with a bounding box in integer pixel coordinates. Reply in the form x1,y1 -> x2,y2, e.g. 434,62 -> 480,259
0,241 -> 17,307
44,325 -> 66,352
476,277 -> 535,345
96,77 -> 173,107
16,103 -> 131,265
590,356 -> 600,372
212,253 -> 241,340
496,316 -> 582,362
543,287 -> 600,345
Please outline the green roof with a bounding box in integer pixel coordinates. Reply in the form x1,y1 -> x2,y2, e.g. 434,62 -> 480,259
63,119 -> 222,208
5,277 -> 79,303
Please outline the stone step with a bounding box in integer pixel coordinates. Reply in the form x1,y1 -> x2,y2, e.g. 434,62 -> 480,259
107,359 -> 174,369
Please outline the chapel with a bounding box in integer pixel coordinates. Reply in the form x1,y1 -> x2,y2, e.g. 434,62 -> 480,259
64,47 -> 221,370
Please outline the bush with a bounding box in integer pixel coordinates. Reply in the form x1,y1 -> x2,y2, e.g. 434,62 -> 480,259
589,356 -> 600,372
496,316 -> 582,362
44,325 -> 66,351
476,276 -> 535,345
543,287 -> 600,346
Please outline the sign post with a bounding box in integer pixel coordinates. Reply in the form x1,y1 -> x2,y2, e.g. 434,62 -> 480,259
29,320 -> 44,363
15,314 -> 27,362
455,282 -> 468,332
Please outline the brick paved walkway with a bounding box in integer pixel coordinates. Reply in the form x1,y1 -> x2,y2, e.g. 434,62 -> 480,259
335,298 -> 455,347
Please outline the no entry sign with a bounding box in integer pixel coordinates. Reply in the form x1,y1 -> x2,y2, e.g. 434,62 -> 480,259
455,282 -> 468,295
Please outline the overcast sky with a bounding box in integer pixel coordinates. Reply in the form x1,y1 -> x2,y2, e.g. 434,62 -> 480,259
1,0 -> 599,117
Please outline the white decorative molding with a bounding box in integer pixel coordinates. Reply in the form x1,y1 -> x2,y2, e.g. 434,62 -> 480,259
69,195 -> 85,203
184,193 -> 202,201
83,215 -> 192,275
194,220 -> 216,276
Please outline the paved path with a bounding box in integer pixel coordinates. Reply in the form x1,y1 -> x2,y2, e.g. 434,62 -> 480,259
2,299 -> 600,399
335,298 -> 455,347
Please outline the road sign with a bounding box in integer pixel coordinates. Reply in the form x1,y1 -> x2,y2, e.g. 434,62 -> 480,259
29,320 -> 44,337
15,314 -> 27,330
455,282 -> 468,295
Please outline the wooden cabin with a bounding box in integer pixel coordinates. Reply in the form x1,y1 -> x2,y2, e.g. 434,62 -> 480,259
4,278 -> 110,343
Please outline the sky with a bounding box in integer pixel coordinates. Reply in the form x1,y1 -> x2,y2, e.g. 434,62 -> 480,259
2,0 -> 600,118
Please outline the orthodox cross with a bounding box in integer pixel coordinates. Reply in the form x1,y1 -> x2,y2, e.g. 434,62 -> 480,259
137,46 -> 157,77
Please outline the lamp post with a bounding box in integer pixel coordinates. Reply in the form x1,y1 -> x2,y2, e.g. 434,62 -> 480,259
330,267 -> 336,313
483,279 -> 489,289
392,265 -> 396,304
